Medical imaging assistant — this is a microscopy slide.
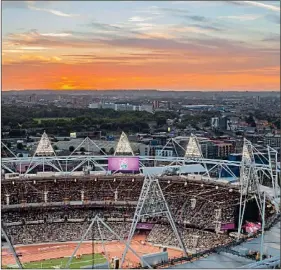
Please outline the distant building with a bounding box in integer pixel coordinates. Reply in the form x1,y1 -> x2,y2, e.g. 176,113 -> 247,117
215,142 -> 234,158
141,105 -> 154,113
211,117 -> 219,129
263,134 -> 281,148
103,103 -> 116,110
88,102 -> 153,113
211,116 -> 238,131
153,100 -> 160,110
88,102 -> 101,109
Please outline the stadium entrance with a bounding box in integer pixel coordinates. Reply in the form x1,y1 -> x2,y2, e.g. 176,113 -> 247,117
234,198 -> 261,231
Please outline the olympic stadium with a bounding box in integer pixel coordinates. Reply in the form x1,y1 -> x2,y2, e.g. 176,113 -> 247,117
1,132 -> 280,269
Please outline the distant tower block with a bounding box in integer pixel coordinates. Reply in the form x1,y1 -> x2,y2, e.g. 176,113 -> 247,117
114,132 -> 134,156
35,131 -> 55,156
185,134 -> 203,159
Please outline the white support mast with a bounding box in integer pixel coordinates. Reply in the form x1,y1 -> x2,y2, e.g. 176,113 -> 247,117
267,146 -> 280,204
114,132 -> 134,156
120,174 -> 188,268
65,215 -> 151,269
185,134 -> 210,178
1,224 -> 23,269
237,138 -> 264,239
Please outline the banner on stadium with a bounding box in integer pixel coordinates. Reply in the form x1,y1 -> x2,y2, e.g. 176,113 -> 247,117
221,223 -> 236,230
136,223 -> 154,230
108,157 -> 139,172
244,221 -> 261,234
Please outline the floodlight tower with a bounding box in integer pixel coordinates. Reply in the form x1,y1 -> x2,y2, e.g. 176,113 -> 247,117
237,138 -> 264,239
185,134 -> 210,178
114,132 -> 134,156
24,131 -> 62,175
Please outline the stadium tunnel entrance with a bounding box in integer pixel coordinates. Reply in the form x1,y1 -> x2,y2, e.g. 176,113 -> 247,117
234,198 -> 261,229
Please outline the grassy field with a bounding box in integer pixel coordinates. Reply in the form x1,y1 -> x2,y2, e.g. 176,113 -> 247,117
33,117 -> 73,124
4,253 -> 107,269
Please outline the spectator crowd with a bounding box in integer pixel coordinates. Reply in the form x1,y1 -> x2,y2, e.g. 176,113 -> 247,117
1,176 -> 277,249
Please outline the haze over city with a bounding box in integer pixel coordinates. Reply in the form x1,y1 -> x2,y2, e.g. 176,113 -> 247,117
2,1 -> 280,91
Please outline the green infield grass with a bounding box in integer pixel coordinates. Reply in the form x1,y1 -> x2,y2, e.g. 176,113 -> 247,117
4,253 -> 106,269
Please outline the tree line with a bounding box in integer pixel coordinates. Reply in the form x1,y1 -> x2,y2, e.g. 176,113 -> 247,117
2,105 -> 178,135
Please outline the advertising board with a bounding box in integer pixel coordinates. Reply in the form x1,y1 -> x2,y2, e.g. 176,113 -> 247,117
108,157 -> 139,171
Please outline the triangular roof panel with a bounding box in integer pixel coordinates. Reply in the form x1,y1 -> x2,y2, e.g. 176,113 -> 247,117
114,132 -> 134,156
35,132 -> 55,156
185,134 -> 202,158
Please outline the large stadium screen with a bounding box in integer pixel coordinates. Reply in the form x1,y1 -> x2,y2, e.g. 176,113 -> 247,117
108,157 -> 139,172
70,132 -> 77,138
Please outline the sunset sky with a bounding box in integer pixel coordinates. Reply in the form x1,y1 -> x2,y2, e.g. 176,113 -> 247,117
2,1 -> 280,91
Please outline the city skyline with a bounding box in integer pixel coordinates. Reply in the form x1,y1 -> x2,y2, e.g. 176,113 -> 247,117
2,1 -> 280,91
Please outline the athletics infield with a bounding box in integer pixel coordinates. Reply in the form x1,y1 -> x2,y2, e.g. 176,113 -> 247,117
2,236 -> 182,269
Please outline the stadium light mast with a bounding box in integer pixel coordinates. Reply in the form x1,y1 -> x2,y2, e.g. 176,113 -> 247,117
237,138 -> 264,240
185,134 -> 210,178
114,131 -> 134,156
120,173 -> 188,268
24,131 -> 63,176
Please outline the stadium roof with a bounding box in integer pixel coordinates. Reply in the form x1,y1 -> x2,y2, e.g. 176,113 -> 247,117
259,184 -> 280,198
141,164 -> 206,177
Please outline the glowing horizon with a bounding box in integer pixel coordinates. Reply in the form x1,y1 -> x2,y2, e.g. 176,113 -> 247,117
2,1 -> 280,91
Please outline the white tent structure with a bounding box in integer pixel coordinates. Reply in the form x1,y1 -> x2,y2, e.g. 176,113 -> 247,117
114,132 -> 134,156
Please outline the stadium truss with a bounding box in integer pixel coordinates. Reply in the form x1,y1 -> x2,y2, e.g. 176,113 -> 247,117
120,173 -> 188,268
1,132 -> 280,269
1,133 -> 279,181
65,215 -> 151,269
237,138 -> 264,239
